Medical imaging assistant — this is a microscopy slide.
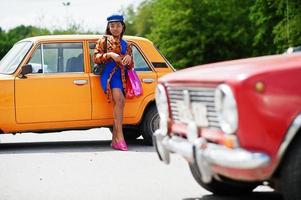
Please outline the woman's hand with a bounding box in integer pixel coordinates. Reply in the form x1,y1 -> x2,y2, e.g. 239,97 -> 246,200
108,52 -> 122,63
122,55 -> 132,66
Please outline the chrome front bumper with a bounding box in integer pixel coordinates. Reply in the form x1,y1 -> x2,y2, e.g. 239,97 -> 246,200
153,129 -> 271,183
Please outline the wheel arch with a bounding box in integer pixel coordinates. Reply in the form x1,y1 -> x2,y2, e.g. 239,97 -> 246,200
273,113 -> 301,177
138,100 -> 157,125
277,113 -> 301,160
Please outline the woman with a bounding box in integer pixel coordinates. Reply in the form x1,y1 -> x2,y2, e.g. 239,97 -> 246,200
93,14 -> 133,151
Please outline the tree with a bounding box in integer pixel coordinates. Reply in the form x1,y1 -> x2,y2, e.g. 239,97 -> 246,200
0,27 -> 9,59
148,0 -> 255,68
6,25 -> 50,45
127,0 -> 301,68
122,4 -> 137,35
250,0 -> 301,53
122,0 -> 154,37
273,0 -> 301,50
0,22 -> 90,59
249,0 -> 279,55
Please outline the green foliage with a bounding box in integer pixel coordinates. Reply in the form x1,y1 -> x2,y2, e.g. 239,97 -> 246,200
0,27 -> 9,60
249,0 -> 301,54
147,0 -> 203,68
6,25 -> 51,44
249,0 -> 279,55
122,4 -> 137,35
123,0 -> 301,68
0,25 -> 50,59
122,0 -> 154,36
133,0 -> 154,36
147,0 -> 255,68
272,0 -> 301,50
0,21 -> 91,59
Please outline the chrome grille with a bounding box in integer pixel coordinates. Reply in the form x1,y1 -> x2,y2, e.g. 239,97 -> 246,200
167,86 -> 221,129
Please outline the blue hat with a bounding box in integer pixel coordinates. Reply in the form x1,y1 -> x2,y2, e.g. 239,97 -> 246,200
107,14 -> 124,22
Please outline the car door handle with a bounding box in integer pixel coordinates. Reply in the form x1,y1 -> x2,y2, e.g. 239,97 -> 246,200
142,78 -> 154,83
73,80 -> 88,85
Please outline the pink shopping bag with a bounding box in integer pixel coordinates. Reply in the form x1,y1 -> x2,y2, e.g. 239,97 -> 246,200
126,78 -> 135,99
127,69 -> 143,97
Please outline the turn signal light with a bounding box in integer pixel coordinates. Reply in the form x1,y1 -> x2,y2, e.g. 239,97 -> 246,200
222,135 -> 238,149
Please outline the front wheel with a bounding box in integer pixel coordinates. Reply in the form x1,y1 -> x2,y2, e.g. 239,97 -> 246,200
189,163 -> 257,195
280,133 -> 301,200
140,105 -> 159,145
108,126 -> 142,141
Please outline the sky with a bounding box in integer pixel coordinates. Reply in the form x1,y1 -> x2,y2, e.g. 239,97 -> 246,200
0,0 -> 143,32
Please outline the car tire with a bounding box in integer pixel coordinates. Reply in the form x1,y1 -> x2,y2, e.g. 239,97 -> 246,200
280,133 -> 301,200
108,126 -> 142,141
189,163 -> 257,195
123,126 -> 142,140
140,105 -> 159,145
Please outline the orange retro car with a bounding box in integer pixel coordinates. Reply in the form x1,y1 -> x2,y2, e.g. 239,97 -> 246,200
0,35 -> 174,144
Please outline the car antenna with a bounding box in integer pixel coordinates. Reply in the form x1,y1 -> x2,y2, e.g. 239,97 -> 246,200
286,0 -> 290,47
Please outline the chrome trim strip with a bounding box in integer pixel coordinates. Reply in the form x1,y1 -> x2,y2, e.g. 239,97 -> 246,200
277,113 -> 301,159
73,80 -> 88,85
163,135 -> 193,161
203,143 -> 270,169
166,86 -> 220,129
193,138 -> 213,183
41,44 -> 45,74
142,78 -> 155,83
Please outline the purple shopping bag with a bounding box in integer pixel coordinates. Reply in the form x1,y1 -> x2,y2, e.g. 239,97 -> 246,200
127,68 -> 143,97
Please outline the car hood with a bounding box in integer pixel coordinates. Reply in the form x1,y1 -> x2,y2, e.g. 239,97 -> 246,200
159,54 -> 301,84
0,73 -> 14,80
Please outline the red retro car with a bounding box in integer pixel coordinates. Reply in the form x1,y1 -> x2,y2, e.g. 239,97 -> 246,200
153,53 -> 301,200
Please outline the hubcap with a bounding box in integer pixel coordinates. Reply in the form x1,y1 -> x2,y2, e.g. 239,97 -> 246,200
150,113 -> 160,133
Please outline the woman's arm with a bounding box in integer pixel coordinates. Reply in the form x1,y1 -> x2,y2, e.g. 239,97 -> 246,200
93,37 -> 109,64
94,36 -> 123,64
123,42 -> 134,69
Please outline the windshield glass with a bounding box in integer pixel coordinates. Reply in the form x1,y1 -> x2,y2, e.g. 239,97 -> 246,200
0,41 -> 32,74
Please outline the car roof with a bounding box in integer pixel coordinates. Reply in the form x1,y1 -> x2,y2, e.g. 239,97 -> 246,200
19,34 -> 151,43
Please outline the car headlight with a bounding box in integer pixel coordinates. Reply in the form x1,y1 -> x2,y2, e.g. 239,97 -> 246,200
215,84 -> 238,134
155,84 -> 169,135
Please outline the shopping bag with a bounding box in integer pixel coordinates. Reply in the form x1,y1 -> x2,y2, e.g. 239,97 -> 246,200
127,68 -> 143,97
126,78 -> 135,99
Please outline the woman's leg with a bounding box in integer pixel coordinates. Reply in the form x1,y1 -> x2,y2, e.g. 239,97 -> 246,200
111,88 -> 125,143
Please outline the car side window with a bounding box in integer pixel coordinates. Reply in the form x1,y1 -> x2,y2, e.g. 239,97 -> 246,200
132,45 -> 151,72
29,46 -> 43,73
28,43 -> 84,73
88,42 -> 151,72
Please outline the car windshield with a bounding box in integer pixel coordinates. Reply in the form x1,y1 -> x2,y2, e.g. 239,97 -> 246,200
0,41 -> 32,74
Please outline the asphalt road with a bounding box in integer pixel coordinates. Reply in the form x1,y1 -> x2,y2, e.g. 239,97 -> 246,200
0,128 -> 283,200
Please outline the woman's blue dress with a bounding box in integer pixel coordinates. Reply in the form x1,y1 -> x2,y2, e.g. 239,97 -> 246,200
100,39 -> 127,94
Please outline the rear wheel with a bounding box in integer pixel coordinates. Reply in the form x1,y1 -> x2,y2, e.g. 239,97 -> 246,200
108,126 -> 142,141
189,163 -> 257,195
123,126 -> 142,140
280,133 -> 301,200
140,105 -> 159,145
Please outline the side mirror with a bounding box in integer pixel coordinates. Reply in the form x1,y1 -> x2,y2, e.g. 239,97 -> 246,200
19,64 -> 33,78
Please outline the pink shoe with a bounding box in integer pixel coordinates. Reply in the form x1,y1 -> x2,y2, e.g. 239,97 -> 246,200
111,140 -> 128,151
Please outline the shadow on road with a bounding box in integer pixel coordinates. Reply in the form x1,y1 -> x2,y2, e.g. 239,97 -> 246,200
0,139 -> 155,154
184,191 -> 284,200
